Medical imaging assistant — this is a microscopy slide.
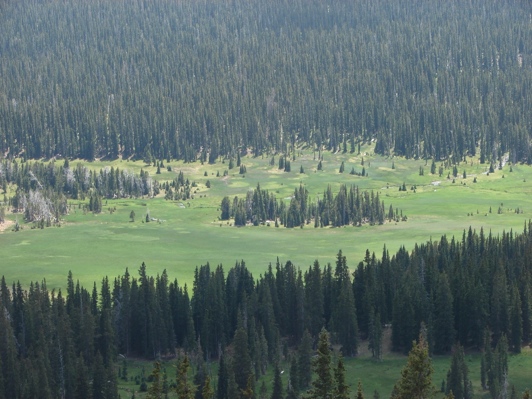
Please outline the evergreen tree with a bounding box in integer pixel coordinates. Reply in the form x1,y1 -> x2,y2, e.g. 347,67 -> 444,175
288,356 -> 299,395
147,362 -> 163,399
392,333 -> 434,399
332,251 -> 358,356
271,364 -> 283,399
356,381 -> 365,399
432,272 -> 454,354
509,285 -> 523,353
298,330 -> 313,390
202,375 -> 214,399
227,368 -> 239,399
334,356 -> 350,399
176,356 -> 196,399
445,345 -> 472,399
305,261 -> 324,338
217,354 -> 228,399
232,327 -> 253,393
368,310 -> 382,360
306,328 -> 333,399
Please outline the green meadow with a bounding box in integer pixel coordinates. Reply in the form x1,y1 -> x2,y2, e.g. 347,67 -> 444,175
1,145 -> 531,290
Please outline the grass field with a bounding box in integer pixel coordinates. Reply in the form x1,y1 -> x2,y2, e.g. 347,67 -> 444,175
1,145 -> 532,290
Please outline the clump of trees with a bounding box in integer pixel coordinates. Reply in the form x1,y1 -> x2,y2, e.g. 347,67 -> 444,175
162,170 -> 196,201
220,183 -> 406,227
0,158 -> 158,225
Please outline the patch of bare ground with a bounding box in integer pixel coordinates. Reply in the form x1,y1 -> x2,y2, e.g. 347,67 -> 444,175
357,325 -> 393,357
0,220 -> 14,233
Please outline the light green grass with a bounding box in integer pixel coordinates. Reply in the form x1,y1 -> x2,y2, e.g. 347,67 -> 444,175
1,147 -> 531,290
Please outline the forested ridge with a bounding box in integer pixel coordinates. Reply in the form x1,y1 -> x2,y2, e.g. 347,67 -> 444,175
1,0 -> 531,162
3,223 -> 532,398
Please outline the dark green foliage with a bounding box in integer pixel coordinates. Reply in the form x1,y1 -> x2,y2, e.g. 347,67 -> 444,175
217,355 -> 228,399
0,0 -> 530,163
284,160 -> 291,173
332,251 -> 358,356
297,330 -> 313,390
368,310 -> 382,360
221,183 -> 404,227
232,327 -> 253,393
334,356 -> 350,399
288,356 -> 299,395
271,364 -> 283,399
306,329 -> 333,399
483,334 -> 510,399
432,273 -> 455,354
445,345 -> 472,399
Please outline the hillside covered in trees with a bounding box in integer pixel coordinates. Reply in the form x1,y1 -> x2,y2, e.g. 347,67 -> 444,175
2,223 -> 532,398
0,0 -> 531,163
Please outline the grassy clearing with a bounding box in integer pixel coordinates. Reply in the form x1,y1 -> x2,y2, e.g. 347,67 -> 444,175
1,146 -> 531,290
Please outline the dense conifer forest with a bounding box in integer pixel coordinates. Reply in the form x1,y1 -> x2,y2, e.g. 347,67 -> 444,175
2,224 -> 532,398
0,0 -> 531,162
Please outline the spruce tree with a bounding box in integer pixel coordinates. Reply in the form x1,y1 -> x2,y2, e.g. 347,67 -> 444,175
334,356 -> 350,399
356,381 -> 365,399
445,345 -> 472,399
392,333 -> 434,399
306,328 -> 333,399
432,272 -> 455,354
332,251 -> 358,356
368,310 -> 382,360
147,362 -> 163,399
288,356 -> 299,394
232,327 -> 253,393
509,285 -> 523,353
298,330 -> 313,390
271,364 -> 283,399
176,355 -> 196,399
216,354 -> 228,399
202,375 -> 214,399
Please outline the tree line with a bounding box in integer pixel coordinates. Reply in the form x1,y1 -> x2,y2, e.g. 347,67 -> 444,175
3,223 -> 532,397
221,183 -> 406,227
0,0 -> 531,164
